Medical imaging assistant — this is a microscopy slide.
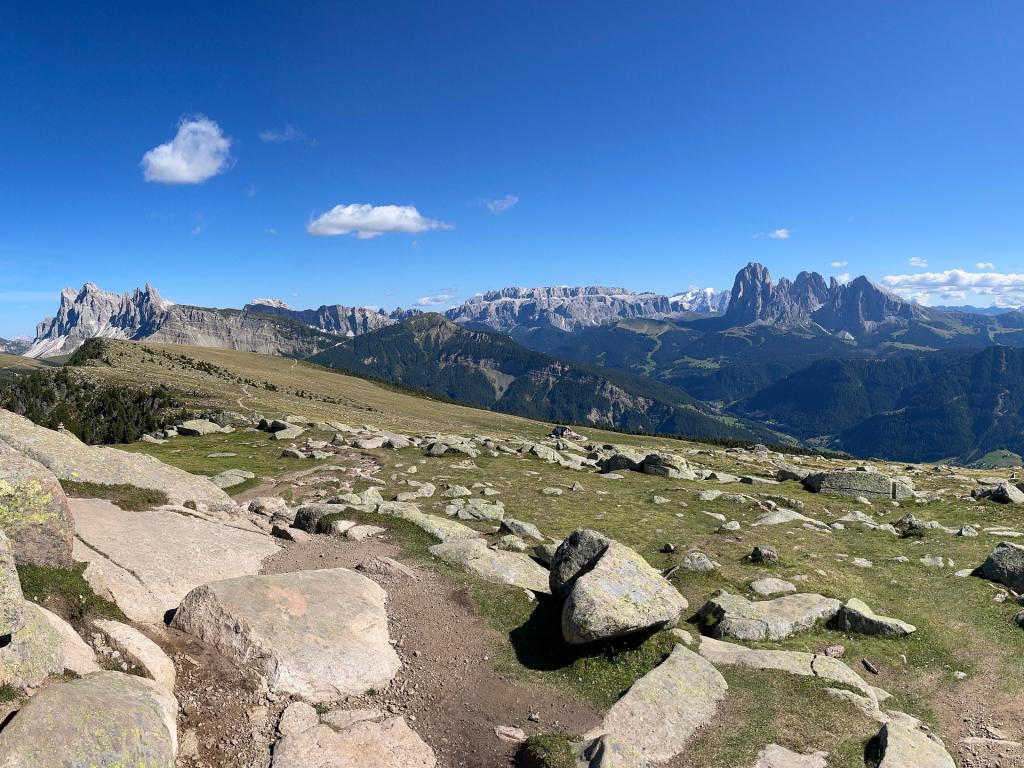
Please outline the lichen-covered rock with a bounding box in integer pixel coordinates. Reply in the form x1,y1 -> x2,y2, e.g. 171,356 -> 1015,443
831,598 -> 915,637
271,717 -> 435,768
592,644 -> 727,762
549,528 -> 611,597
0,602 -> 64,689
639,452 -> 696,480
562,541 -> 687,644
0,670 -> 178,767
697,590 -> 840,641
0,446 -> 73,567
171,568 -> 400,702
176,419 -> 225,436
429,539 -> 550,593
980,541 -> 1024,591
876,720 -> 956,768
37,605 -> 99,676
0,528 -> 25,636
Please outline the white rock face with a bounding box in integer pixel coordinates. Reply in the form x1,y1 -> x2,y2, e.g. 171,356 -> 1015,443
171,568 -> 401,702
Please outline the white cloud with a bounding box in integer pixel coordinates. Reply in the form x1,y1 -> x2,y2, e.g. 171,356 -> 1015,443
977,261 -> 995,269
830,260 -> 847,268
246,184 -> 257,198
834,272 -> 851,284
191,224 -> 204,236
486,194 -> 519,214
908,256 -> 929,268
883,268 -> 1024,307
259,124 -> 306,143
307,204 -> 453,239
265,228 -> 278,236
141,116 -> 232,184
768,228 -> 790,240
415,291 -> 456,307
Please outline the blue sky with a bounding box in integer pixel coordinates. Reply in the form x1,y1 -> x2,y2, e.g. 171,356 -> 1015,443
2,2 -> 1024,337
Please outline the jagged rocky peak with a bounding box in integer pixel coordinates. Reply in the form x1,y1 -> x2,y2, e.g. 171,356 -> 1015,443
446,284 -> 726,332
248,297 -> 292,310
723,262 -> 921,334
668,287 -> 731,314
243,299 -> 401,337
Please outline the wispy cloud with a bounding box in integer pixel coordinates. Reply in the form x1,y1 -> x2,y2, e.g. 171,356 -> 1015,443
265,228 -> 279,236
486,194 -> 519,214
259,124 -> 307,143
415,291 -> 456,307
754,228 -> 791,240
908,256 -> 928,268
830,260 -> 848,268
977,261 -> 995,270
191,224 -> 204,236
307,204 -> 453,239
834,272 -> 851,284
141,115 -> 233,184
246,184 -> 257,198
883,268 -> 1024,306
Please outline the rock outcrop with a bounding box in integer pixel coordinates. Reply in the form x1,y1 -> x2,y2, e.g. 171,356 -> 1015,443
698,591 -> 841,641
0,443 -> 74,566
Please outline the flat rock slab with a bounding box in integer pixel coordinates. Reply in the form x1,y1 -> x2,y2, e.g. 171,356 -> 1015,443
592,644 -> 727,762
698,636 -> 876,702
70,497 -> 280,623
750,577 -> 797,597
272,718 -> 435,768
0,670 -> 178,767
698,590 -> 840,641
428,539 -> 550,593
832,598 -> 916,637
376,503 -> 481,542
803,470 -> 913,500
0,409 -> 233,511
171,568 -> 400,702
753,744 -> 828,767
878,720 -> 956,768
0,443 -> 74,567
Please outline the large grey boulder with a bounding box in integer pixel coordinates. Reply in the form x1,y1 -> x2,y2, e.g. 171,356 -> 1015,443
974,480 -> 1024,504
550,528 -> 611,597
0,529 -> 25,636
293,503 -> 348,532
562,540 -> 688,644
271,717 -> 435,768
831,598 -> 915,637
71,497 -> 279,623
876,720 -> 956,768
698,591 -> 841,641
0,671 -> 178,767
803,470 -> 913,500
598,451 -> 645,473
0,409 -> 233,511
591,644 -> 727,762
171,568 -> 400,702
176,418 -> 225,436
0,445 -> 74,567
639,452 -> 696,479
428,539 -> 550,593
980,541 -> 1024,591
0,602 -> 64,689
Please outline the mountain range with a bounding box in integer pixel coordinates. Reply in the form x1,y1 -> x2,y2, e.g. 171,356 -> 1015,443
18,263 -> 1024,463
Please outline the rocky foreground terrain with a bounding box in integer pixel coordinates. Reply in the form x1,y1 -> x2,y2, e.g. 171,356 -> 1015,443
0,342 -> 1023,767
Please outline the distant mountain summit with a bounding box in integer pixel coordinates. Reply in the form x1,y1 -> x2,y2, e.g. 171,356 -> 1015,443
724,262 -> 923,335
243,298 -> 416,337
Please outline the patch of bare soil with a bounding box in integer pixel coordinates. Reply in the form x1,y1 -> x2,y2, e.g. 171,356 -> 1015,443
934,672 -> 1024,768
261,534 -> 602,768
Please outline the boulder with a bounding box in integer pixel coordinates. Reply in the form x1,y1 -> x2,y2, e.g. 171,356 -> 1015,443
698,591 -> 841,641
639,453 -> 695,480
210,468 -> 255,489
171,568 -> 400,702
803,470 -> 912,500
598,451 -> 645,473
271,425 -> 306,441
37,605 -> 99,676
0,671 -> 178,767
876,720 -> 956,768
357,556 -> 417,580
977,480 -> 1024,504
750,577 -> 796,597
293,503 -> 349,533
0,528 -> 25,635
980,541 -> 1024,591
429,539 -> 550,593
562,541 -> 687,644
376,504 -> 481,542
0,409 -> 233,511
70,497 -> 279,623
592,644 -> 727,762
549,528 -> 611,597
271,717 -> 435,768
500,518 -> 544,541
92,619 -> 176,692
831,598 -> 916,637
176,419 -> 224,436
0,446 -> 74,566
0,602 -> 64,689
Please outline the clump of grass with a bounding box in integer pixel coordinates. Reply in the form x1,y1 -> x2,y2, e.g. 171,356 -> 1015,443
17,562 -> 126,623
517,734 -> 579,768
0,684 -> 20,704
61,480 -> 168,511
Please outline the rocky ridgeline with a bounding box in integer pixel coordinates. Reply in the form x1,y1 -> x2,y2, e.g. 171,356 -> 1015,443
3,408 -> 1024,765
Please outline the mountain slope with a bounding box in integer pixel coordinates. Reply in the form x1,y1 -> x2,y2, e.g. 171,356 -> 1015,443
308,314 -> 771,441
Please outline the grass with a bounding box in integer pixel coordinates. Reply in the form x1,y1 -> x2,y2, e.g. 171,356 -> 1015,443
517,734 -> 579,768
0,684 -> 20,703
61,480 -> 168,511
17,562 -> 127,624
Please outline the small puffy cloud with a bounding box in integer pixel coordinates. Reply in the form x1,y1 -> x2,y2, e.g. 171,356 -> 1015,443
415,291 -> 456,307
142,116 -> 232,184
977,261 -> 995,269
307,204 -> 452,239
834,272 -> 851,284
259,124 -> 306,143
830,260 -> 848,268
768,228 -> 790,240
486,194 -> 518,214
883,268 -> 1024,307
908,256 -> 929,268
